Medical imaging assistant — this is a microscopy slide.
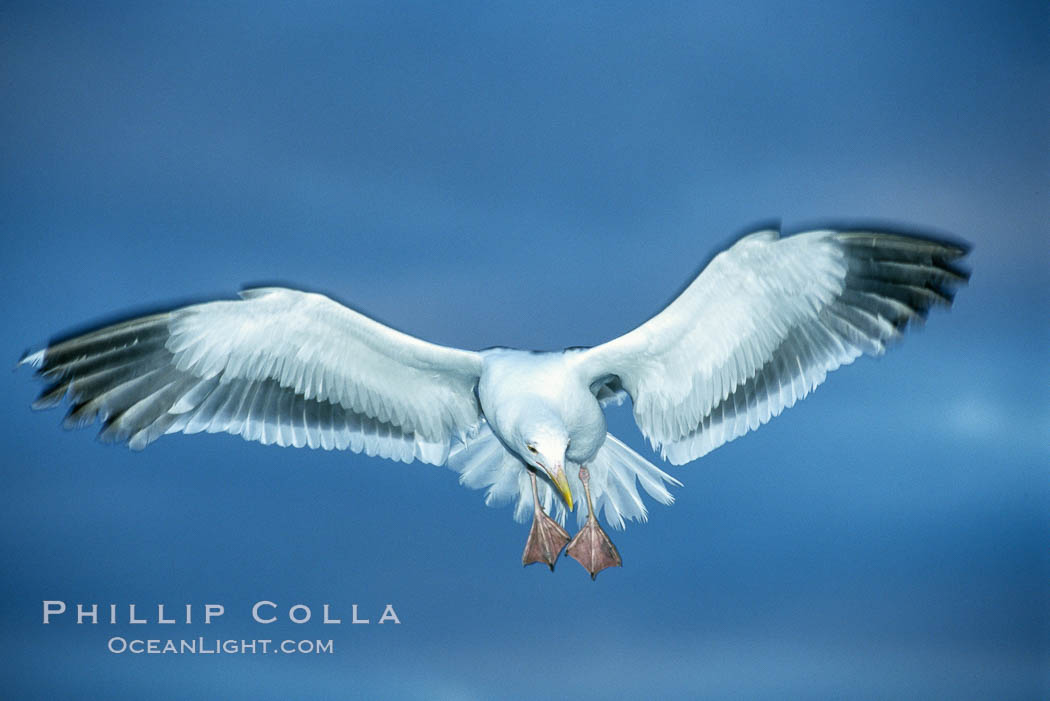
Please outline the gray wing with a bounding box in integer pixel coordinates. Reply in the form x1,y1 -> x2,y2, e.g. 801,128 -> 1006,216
22,287 -> 484,464
574,228 -> 969,465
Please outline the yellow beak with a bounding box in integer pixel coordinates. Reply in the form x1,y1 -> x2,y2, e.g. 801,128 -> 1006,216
550,467 -> 574,511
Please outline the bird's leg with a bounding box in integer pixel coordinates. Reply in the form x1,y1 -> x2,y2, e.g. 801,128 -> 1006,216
522,470 -> 570,571
567,465 -> 622,580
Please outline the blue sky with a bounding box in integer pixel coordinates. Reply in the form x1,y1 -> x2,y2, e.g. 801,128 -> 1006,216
2,2 -> 1046,698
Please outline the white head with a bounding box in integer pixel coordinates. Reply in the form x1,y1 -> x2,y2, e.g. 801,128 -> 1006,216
518,416 -> 573,510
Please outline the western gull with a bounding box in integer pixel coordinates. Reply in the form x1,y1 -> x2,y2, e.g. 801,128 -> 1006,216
20,226 -> 969,577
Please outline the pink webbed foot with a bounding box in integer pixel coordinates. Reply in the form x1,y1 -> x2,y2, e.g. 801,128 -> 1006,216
566,466 -> 622,579
522,471 -> 570,570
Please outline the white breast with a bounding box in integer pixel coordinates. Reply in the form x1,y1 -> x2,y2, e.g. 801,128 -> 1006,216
478,348 -> 607,463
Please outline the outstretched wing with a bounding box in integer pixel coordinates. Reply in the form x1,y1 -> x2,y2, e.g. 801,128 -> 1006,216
22,287 -> 483,464
574,228 -> 969,465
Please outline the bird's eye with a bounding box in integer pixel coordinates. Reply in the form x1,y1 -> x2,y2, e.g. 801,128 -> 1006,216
527,445 -> 537,454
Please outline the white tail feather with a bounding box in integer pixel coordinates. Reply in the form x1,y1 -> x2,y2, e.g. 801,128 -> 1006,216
447,422 -> 680,529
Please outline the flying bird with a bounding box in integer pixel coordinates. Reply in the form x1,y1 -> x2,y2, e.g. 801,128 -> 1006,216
20,226 -> 969,578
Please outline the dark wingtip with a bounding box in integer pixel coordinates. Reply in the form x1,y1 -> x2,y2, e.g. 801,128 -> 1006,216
829,221 -> 973,294
796,218 -> 972,256
31,384 -> 67,410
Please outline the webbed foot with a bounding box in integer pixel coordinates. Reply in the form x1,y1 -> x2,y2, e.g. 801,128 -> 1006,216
566,465 -> 622,579
522,471 -> 570,570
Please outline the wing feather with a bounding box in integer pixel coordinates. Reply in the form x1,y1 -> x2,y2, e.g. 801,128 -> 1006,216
575,228 -> 968,464
22,287 -> 483,465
